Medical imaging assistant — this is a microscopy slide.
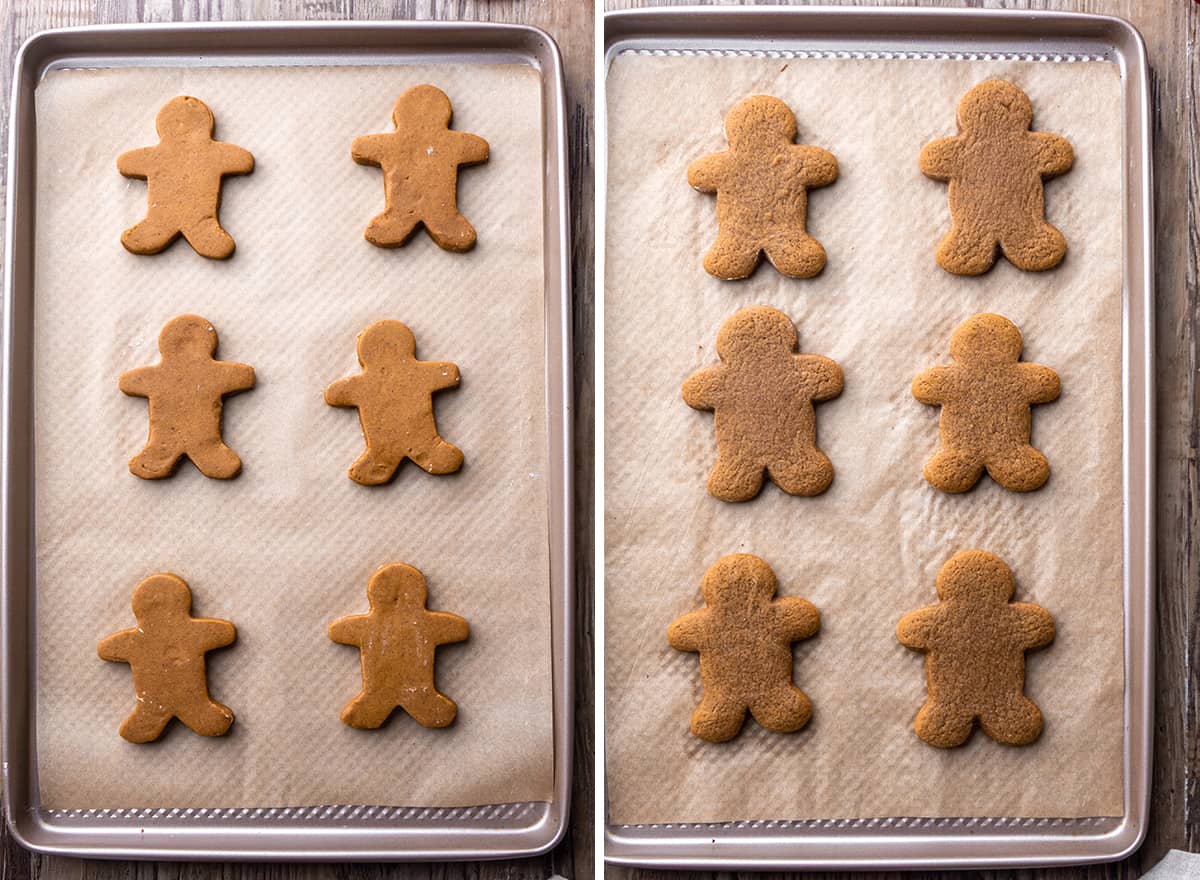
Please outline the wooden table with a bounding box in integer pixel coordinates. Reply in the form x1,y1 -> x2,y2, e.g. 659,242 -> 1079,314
601,1 -> 1194,879
0,1 -> 593,878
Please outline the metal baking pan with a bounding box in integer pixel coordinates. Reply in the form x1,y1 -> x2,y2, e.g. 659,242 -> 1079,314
601,5 -> 1153,870
2,21 -> 572,861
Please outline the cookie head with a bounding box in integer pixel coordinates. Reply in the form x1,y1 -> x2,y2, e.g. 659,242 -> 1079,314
957,80 -> 1033,133
393,84 -> 453,129
367,563 -> 427,609
158,314 -> 218,360
155,96 -> 215,142
725,95 -> 797,149
356,319 -> 416,368
701,553 -> 777,606
935,550 -> 1015,603
949,313 -> 1023,365
131,573 -> 193,622
716,306 -> 797,361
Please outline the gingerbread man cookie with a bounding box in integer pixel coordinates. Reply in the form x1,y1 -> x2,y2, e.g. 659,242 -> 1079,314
913,313 -> 1060,493
98,573 -> 237,743
120,315 -> 256,480
329,563 -> 469,729
688,95 -> 838,280
920,79 -> 1074,275
352,85 -> 489,251
683,306 -> 843,502
897,550 -> 1055,748
117,96 -> 254,259
668,554 -> 820,743
325,320 -> 463,486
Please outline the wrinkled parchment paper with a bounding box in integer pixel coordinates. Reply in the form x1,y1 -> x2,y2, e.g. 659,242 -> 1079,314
33,63 -> 552,809
605,55 -> 1124,823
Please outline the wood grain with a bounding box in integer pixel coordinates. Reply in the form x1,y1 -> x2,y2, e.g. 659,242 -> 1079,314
0,1 -> 593,878
601,0 -> 1193,878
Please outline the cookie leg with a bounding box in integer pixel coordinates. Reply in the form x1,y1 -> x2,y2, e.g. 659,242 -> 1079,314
348,448 -> 402,486
1000,223 -> 1067,272
411,437 -> 464,475
365,210 -> 421,248
985,446 -> 1051,492
121,214 -> 181,256
764,234 -> 827,279
702,235 -> 761,280
707,454 -> 765,502
187,441 -> 243,480
935,224 -> 997,276
424,211 -> 478,253
403,688 -> 459,728
118,704 -> 173,743
767,448 -> 834,496
690,692 -> 747,743
129,441 -> 184,480
176,699 -> 235,737
923,449 -> 984,493
913,699 -> 975,748
749,684 -> 813,733
340,691 -> 397,729
979,694 -> 1044,746
181,217 -> 236,259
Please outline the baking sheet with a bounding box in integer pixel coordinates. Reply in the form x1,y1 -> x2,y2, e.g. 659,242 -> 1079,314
33,62 -> 552,810
605,54 -> 1124,824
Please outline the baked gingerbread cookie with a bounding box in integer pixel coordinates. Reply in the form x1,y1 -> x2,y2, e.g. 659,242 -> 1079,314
117,96 -> 254,259
913,313 -> 1060,493
325,320 -> 462,486
688,95 -> 838,280
683,306 -> 843,502
920,79 -> 1074,275
352,85 -> 489,251
897,550 -> 1055,748
668,554 -> 820,743
120,315 -> 256,480
329,563 -> 469,729
98,573 -> 237,743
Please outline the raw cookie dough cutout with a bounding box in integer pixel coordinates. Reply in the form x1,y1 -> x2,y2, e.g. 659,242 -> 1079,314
117,96 -> 254,259
912,312 -> 1060,493
683,305 -> 843,502
352,85 -> 489,251
897,550 -> 1055,748
920,79 -> 1074,275
688,95 -> 838,280
668,554 -> 820,743
325,319 -> 463,486
329,563 -> 469,729
119,314 -> 256,480
98,573 -> 237,743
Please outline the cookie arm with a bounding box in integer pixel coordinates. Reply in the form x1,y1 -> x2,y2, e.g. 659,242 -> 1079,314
217,361 -> 256,394
918,137 -> 961,181
116,146 -> 157,180
667,609 -> 710,653
452,131 -> 490,166
1018,363 -> 1061,405
97,629 -> 137,663
795,145 -> 838,188
797,355 -> 843,402
118,365 -> 157,399
1031,132 -> 1074,178
681,366 -> 724,411
328,614 -> 370,647
1014,603 -> 1056,650
216,142 -> 255,177
773,597 -> 820,641
428,610 -> 470,646
687,152 -> 729,192
896,606 -> 939,651
912,366 -> 953,405
421,361 -> 461,392
351,134 -> 391,167
324,375 -> 364,408
195,618 -> 237,651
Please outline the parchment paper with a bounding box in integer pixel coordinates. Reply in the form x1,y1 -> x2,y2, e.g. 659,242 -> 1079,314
33,63 -> 552,809
605,54 -> 1125,823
